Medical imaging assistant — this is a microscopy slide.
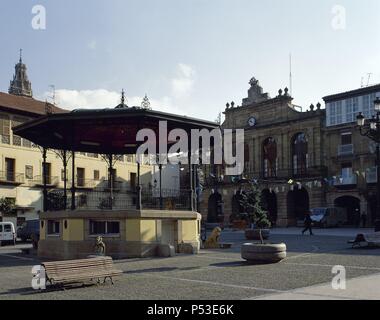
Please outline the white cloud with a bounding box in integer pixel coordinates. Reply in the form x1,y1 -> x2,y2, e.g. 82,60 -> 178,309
37,63 -> 197,117
171,63 -> 195,99
39,89 -> 184,115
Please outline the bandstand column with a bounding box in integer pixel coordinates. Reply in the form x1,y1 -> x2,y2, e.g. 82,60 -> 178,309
42,147 -> 48,212
71,151 -> 76,210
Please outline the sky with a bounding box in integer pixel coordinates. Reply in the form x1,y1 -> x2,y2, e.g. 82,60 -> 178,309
0,0 -> 379,121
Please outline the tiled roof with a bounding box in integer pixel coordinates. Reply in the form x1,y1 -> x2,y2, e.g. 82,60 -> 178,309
0,92 -> 68,117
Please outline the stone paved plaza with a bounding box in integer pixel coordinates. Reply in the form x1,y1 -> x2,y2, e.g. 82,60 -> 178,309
0,228 -> 379,300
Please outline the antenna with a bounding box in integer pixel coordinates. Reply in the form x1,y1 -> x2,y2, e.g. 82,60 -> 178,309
367,73 -> 373,86
361,76 -> 364,88
289,53 -> 293,97
49,85 -> 56,105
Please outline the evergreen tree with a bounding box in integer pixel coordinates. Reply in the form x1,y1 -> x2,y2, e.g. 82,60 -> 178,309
240,182 -> 271,229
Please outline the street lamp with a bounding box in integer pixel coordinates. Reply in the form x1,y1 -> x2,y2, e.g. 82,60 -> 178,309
356,97 -> 380,231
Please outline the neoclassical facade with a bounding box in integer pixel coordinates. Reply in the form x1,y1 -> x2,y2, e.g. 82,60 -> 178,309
201,78 -> 326,227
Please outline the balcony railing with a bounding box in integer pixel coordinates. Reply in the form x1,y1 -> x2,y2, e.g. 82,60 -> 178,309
0,171 -> 25,185
333,174 -> 358,186
30,175 -> 59,187
338,144 -> 354,156
64,179 -> 135,192
141,187 -> 191,211
366,167 -> 377,184
46,187 -> 192,211
73,178 -> 99,189
103,180 -> 124,191
204,166 -> 327,185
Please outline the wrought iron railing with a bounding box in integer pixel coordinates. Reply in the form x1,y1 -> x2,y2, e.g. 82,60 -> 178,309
0,171 -> 25,184
30,175 -> 59,187
141,187 -> 192,211
203,166 -> 328,186
333,174 -> 358,186
46,186 -> 192,211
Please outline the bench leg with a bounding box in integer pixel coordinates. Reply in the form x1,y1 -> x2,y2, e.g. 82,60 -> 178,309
102,276 -> 114,285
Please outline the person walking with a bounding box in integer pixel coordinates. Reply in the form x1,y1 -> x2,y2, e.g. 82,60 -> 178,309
302,210 -> 314,235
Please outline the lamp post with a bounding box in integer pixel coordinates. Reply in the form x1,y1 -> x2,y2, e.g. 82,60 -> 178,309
357,97 -> 380,231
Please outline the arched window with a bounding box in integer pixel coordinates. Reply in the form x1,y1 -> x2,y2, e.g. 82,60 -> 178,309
262,138 -> 277,178
292,133 -> 308,176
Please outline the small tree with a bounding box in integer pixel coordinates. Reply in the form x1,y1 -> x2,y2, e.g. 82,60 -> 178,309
0,197 -> 16,216
240,182 -> 271,243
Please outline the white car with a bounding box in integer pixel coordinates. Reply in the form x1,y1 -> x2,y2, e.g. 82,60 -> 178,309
0,222 -> 16,246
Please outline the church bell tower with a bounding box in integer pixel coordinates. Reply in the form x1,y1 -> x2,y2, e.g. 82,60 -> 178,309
8,49 -> 33,97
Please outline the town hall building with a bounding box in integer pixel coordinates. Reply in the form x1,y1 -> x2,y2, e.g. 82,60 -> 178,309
202,77 -> 327,227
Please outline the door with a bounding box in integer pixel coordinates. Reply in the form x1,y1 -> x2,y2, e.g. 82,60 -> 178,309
77,168 -> 85,187
43,162 -> 51,185
161,220 -> 177,247
5,158 -> 15,182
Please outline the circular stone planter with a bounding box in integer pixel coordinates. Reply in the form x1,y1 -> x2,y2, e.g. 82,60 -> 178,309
245,229 -> 270,240
241,243 -> 287,263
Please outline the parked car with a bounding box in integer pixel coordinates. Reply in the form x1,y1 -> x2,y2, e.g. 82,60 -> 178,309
310,207 -> 347,228
0,222 -> 16,246
17,219 -> 40,242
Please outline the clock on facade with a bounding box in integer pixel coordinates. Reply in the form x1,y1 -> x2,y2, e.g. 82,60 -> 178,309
248,117 -> 257,127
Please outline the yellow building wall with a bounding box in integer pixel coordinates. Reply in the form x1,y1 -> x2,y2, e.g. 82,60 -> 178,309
126,219 -> 141,241
62,219 -> 84,241
140,220 -> 157,242
181,220 -> 198,242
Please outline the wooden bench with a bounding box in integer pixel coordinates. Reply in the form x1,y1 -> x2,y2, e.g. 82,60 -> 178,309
348,232 -> 380,248
41,256 -> 123,288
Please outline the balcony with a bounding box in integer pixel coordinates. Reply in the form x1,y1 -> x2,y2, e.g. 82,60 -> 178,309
103,180 -> 124,192
65,179 -> 124,191
206,166 -> 328,185
0,171 -> 25,185
333,174 -> 358,187
30,175 -> 59,187
366,167 -> 377,184
338,144 -> 354,157
69,178 -> 99,190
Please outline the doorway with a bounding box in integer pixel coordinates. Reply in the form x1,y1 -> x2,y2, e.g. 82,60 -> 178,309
287,187 -> 310,221
334,196 -> 360,226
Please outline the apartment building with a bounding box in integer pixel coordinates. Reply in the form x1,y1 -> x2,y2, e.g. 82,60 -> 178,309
323,84 -> 380,225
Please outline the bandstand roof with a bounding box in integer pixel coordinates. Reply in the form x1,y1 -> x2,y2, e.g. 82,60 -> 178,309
13,107 -> 219,154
